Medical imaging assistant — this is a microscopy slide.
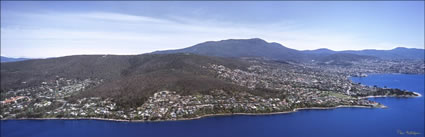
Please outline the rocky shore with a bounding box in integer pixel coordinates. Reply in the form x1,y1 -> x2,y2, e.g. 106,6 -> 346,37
2,104 -> 388,122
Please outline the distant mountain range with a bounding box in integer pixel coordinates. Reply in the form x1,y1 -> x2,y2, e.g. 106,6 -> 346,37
305,47 -> 425,60
154,38 -> 424,61
1,56 -> 32,63
2,38 -> 423,63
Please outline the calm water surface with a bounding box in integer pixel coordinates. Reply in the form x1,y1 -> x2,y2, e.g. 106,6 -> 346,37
1,74 -> 424,137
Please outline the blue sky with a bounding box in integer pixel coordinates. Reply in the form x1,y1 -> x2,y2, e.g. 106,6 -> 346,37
1,1 -> 424,58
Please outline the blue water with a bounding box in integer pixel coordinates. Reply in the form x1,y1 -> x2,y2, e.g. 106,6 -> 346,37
1,74 -> 424,137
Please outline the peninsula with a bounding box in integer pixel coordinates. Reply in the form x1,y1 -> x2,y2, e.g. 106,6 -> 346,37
1,39 -> 423,121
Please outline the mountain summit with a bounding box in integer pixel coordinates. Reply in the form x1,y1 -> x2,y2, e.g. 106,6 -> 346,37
153,38 -> 306,62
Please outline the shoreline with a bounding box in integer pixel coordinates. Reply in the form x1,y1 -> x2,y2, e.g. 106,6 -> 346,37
1,93 -> 418,123
351,74 -> 423,98
358,92 -> 422,99
1,105 -> 380,123
2,79 -> 420,123
413,92 -> 422,97
1,93 -> 417,123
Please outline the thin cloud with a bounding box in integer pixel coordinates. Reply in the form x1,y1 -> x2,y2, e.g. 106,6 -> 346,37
78,12 -> 170,23
1,11 -> 416,58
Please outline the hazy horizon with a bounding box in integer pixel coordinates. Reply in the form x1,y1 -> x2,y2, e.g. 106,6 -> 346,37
1,1 -> 424,58
1,38 -> 424,59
